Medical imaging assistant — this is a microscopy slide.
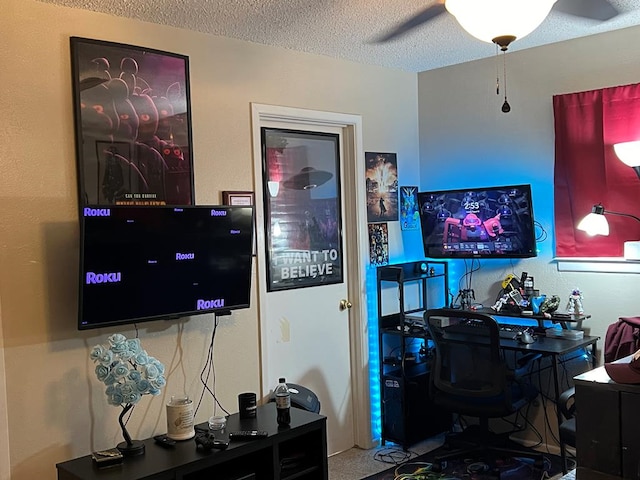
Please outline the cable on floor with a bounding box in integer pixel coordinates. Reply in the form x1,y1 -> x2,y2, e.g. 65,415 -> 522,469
393,461 -> 435,480
373,447 -> 417,465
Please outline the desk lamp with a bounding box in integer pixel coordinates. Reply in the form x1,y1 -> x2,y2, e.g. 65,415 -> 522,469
577,204 -> 640,260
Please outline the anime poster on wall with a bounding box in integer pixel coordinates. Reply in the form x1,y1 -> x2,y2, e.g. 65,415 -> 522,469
262,127 -> 343,292
365,152 -> 398,223
70,37 -> 194,206
368,223 -> 389,266
400,186 -> 420,231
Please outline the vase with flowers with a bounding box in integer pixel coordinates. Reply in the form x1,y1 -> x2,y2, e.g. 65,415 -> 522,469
90,333 -> 166,456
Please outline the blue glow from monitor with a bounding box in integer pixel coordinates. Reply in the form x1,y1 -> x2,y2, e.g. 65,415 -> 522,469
367,255 -> 453,441
368,174 -> 553,440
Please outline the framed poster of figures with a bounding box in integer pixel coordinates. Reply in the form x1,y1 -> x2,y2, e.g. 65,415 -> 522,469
70,37 -> 194,207
365,152 -> 398,223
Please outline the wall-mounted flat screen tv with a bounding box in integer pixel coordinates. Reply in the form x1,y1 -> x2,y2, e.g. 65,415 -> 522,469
418,184 -> 537,259
78,205 -> 254,330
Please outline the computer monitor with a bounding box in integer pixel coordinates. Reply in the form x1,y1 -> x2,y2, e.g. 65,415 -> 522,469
418,184 -> 537,259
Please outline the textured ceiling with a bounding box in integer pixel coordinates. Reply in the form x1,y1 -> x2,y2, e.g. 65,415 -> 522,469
39,0 -> 640,72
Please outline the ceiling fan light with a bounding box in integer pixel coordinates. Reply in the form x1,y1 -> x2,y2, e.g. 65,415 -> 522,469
445,0 -> 557,45
613,140 -> 640,167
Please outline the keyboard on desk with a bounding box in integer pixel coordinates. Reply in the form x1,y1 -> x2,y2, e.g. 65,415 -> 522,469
444,320 -> 531,340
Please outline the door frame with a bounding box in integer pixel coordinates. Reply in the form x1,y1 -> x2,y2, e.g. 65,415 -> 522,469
250,103 -> 373,450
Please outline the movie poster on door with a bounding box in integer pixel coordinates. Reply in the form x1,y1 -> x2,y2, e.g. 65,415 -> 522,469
262,128 -> 343,292
365,152 -> 398,223
70,37 -> 194,206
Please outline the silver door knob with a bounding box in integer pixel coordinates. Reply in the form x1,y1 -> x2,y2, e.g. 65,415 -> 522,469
340,299 -> 352,311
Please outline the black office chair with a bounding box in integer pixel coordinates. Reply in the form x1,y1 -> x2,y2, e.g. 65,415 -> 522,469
424,308 -> 544,471
558,387 -> 576,474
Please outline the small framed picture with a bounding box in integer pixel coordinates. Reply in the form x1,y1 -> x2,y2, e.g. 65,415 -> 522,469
222,191 -> 254,206
222,191 -> 256,255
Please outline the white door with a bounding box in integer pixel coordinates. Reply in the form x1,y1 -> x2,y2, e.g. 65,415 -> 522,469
251,104 -> 372,456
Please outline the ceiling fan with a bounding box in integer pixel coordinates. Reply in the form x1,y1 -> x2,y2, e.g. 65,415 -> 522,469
376,0 -> 619,113
376,0 -> 619,51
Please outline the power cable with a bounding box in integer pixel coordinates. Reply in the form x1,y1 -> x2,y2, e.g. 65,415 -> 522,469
194,313 -> 230,418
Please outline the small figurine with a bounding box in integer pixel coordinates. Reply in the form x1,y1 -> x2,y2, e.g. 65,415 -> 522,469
491,294 -> 509,312
540,295 -> 561,318
566,288 -> 584,315
491,289 -> 526,313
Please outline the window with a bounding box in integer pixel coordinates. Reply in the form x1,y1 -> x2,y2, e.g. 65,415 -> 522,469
553,83 -> 640,258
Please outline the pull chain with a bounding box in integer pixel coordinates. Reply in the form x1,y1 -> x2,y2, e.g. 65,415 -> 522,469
495,43 -> 500,95
501,49 -> 511,113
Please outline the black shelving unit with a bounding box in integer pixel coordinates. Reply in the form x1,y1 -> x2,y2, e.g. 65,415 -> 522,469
377,260 -> 451,449
56,403 -> 327,480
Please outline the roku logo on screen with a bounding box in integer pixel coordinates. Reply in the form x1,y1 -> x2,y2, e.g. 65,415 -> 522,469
176,252 -> 195,260
84,207 -> 111,217
210,209 -> 227,217
196,298 -> 225,310
86,272 -> 121,284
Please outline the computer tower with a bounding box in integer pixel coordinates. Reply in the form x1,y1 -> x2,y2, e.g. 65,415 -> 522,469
377,261 -> 451,449
382,371 -> 451,448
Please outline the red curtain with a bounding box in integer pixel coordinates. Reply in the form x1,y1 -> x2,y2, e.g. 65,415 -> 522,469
553,83 -> 640,257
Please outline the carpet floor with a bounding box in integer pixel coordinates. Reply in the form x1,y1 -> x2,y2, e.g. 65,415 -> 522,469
361,444 -> 566,480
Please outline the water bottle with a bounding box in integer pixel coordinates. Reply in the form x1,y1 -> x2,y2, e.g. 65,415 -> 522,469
274,377 -> 291,426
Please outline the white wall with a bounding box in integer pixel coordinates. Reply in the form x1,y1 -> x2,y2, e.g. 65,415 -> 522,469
1,1 -> 419,478
417,25 -> 640,349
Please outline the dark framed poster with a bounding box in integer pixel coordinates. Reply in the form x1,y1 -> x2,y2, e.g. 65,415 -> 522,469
70,37 -> 194,206
261,128 -> 343,292
400,186 -> 420,231
365,152 -> 398,222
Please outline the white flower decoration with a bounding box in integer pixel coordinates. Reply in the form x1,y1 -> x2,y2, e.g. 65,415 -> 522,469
90,334 -> 166,407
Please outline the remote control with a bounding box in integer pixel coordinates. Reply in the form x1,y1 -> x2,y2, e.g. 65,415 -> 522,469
154,434 -> 177,448
229,430 -> 268,440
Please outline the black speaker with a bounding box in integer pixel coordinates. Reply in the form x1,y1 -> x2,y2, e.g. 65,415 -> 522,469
414,261 -> 428,274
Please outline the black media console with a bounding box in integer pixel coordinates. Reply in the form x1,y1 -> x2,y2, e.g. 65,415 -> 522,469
56,403 -> 328,480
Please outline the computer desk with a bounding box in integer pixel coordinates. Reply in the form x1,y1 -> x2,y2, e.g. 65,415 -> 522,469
470,307 -> 597,427
498,333 -> 599,407
440,327 -> 599,437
